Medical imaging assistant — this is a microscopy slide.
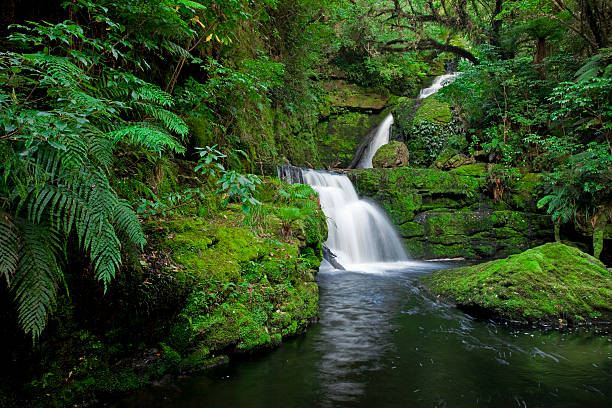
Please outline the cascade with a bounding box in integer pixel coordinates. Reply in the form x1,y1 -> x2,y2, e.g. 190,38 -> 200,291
352,71 -> 459,169
354,114 -> 394,169
417,72 -> 460,100
279,166 -> 408,270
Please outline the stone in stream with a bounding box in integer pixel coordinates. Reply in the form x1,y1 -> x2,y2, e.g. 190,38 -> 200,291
421,243 -> 612,325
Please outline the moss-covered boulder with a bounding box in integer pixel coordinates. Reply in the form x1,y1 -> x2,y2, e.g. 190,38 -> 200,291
372,141 -> 409,168
449,162 -> 487,177
413,95 -> 451,124
143,181 -> 328,371
321,80 -> 389,111
422,243 -> 612,324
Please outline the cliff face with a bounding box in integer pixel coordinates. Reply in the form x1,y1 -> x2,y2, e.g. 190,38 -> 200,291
350,167 -> 554,260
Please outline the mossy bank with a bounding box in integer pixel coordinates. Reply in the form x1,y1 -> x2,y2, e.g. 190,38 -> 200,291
350,167 -> 553,260
0,178 -> 327,407
422,243 -> 612,325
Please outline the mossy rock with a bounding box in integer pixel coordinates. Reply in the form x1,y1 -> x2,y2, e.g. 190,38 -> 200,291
413,95 -> 451,124
422,243 -> 612,324
152,180 -> 327,362
372,141 -> 409,168
449,163 -> 487,177
351,167 -> 481,225
321,80 -> 389,111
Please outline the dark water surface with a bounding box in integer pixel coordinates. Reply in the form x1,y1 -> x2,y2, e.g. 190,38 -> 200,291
118,262 -> 612,407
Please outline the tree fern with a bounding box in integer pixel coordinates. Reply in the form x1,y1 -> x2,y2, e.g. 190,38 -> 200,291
0,0 -> 199,342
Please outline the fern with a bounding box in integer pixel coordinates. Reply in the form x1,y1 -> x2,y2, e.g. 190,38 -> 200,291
0,214 -> 19,284
107,124 -> 185,153
12,219 -> 61,340
132,102 -> 189,136
133,84 -> 174,107
1,5 -> 194,341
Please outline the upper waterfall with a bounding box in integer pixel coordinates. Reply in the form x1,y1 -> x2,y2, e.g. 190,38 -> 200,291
355,114 -> 394,169
417,72 -> 460,100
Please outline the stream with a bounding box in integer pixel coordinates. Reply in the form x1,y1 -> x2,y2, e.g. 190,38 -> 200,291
119,261 -> 612,407
119,167 -> 612,407
117,75 -> 612,407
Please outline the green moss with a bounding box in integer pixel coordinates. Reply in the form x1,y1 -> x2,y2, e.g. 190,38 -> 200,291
510,173 -> 544,210
450,163 -> 488,177
372,141 -> 409,168
351,167 -> 481,224
186,116 -> 216,148
316,111 -> 380,168
321,80 -> 390,110
422,243 -> 612,324
152,179 -> 327,362
413,95 -> 451,124
398,221 -> 425,238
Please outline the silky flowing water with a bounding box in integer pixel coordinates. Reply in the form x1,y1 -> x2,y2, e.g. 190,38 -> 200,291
355,114 -> 394,169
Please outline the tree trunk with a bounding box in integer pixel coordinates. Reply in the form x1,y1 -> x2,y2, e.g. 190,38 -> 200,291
533,37 -> 548,65
0,0 -> 16,37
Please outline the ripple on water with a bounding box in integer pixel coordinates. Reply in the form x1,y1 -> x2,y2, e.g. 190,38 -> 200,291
116,262 -> 612,408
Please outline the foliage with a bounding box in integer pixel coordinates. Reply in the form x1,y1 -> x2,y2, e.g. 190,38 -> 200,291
0,2 -> 194,339
216,171 -> 262,213
538,143 -> 612,228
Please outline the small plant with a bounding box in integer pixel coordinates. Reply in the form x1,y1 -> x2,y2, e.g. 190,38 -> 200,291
216,170 -> 262,213
277,207 -> 301,238
195,145 -> 226,177
136,188 -> 207,218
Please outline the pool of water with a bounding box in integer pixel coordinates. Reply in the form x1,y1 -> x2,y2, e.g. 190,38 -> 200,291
117,262 -> 612,407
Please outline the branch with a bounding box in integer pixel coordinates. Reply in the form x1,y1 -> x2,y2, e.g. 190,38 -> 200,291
382,38 -> 479,64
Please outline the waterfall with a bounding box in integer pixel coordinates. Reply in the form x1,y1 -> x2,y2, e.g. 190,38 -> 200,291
279,166 -> 408,270
417,72 -> 460,100
354,114 -> 394,169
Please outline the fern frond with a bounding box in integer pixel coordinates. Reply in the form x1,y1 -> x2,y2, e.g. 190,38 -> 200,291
12,219 -> 61,340
113,199 -> 146,249
162,40 -> 194,59
0,213 -> 19,284
25,53 -> 87,88
133,85 -> 174,107
107,124 -> 185,153
89,219 -> 122,289
61,88 -> 109,114
58,133 -> 88,169
87,134 -> 114,167
133,102 -> 189,136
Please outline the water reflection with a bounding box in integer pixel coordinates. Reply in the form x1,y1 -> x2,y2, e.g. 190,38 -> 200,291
115,263 -> 612,408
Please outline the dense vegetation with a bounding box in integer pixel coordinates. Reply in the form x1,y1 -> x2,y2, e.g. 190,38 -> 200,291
0,0 -> 610,406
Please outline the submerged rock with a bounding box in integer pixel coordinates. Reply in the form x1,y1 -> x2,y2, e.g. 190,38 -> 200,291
372,141 -> 410,168
422,243 -> 612,324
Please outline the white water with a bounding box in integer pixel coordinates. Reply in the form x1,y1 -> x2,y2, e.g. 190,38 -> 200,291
355,114 -> 394,169
417,72 -> 460,100
302,169 -> 408,270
